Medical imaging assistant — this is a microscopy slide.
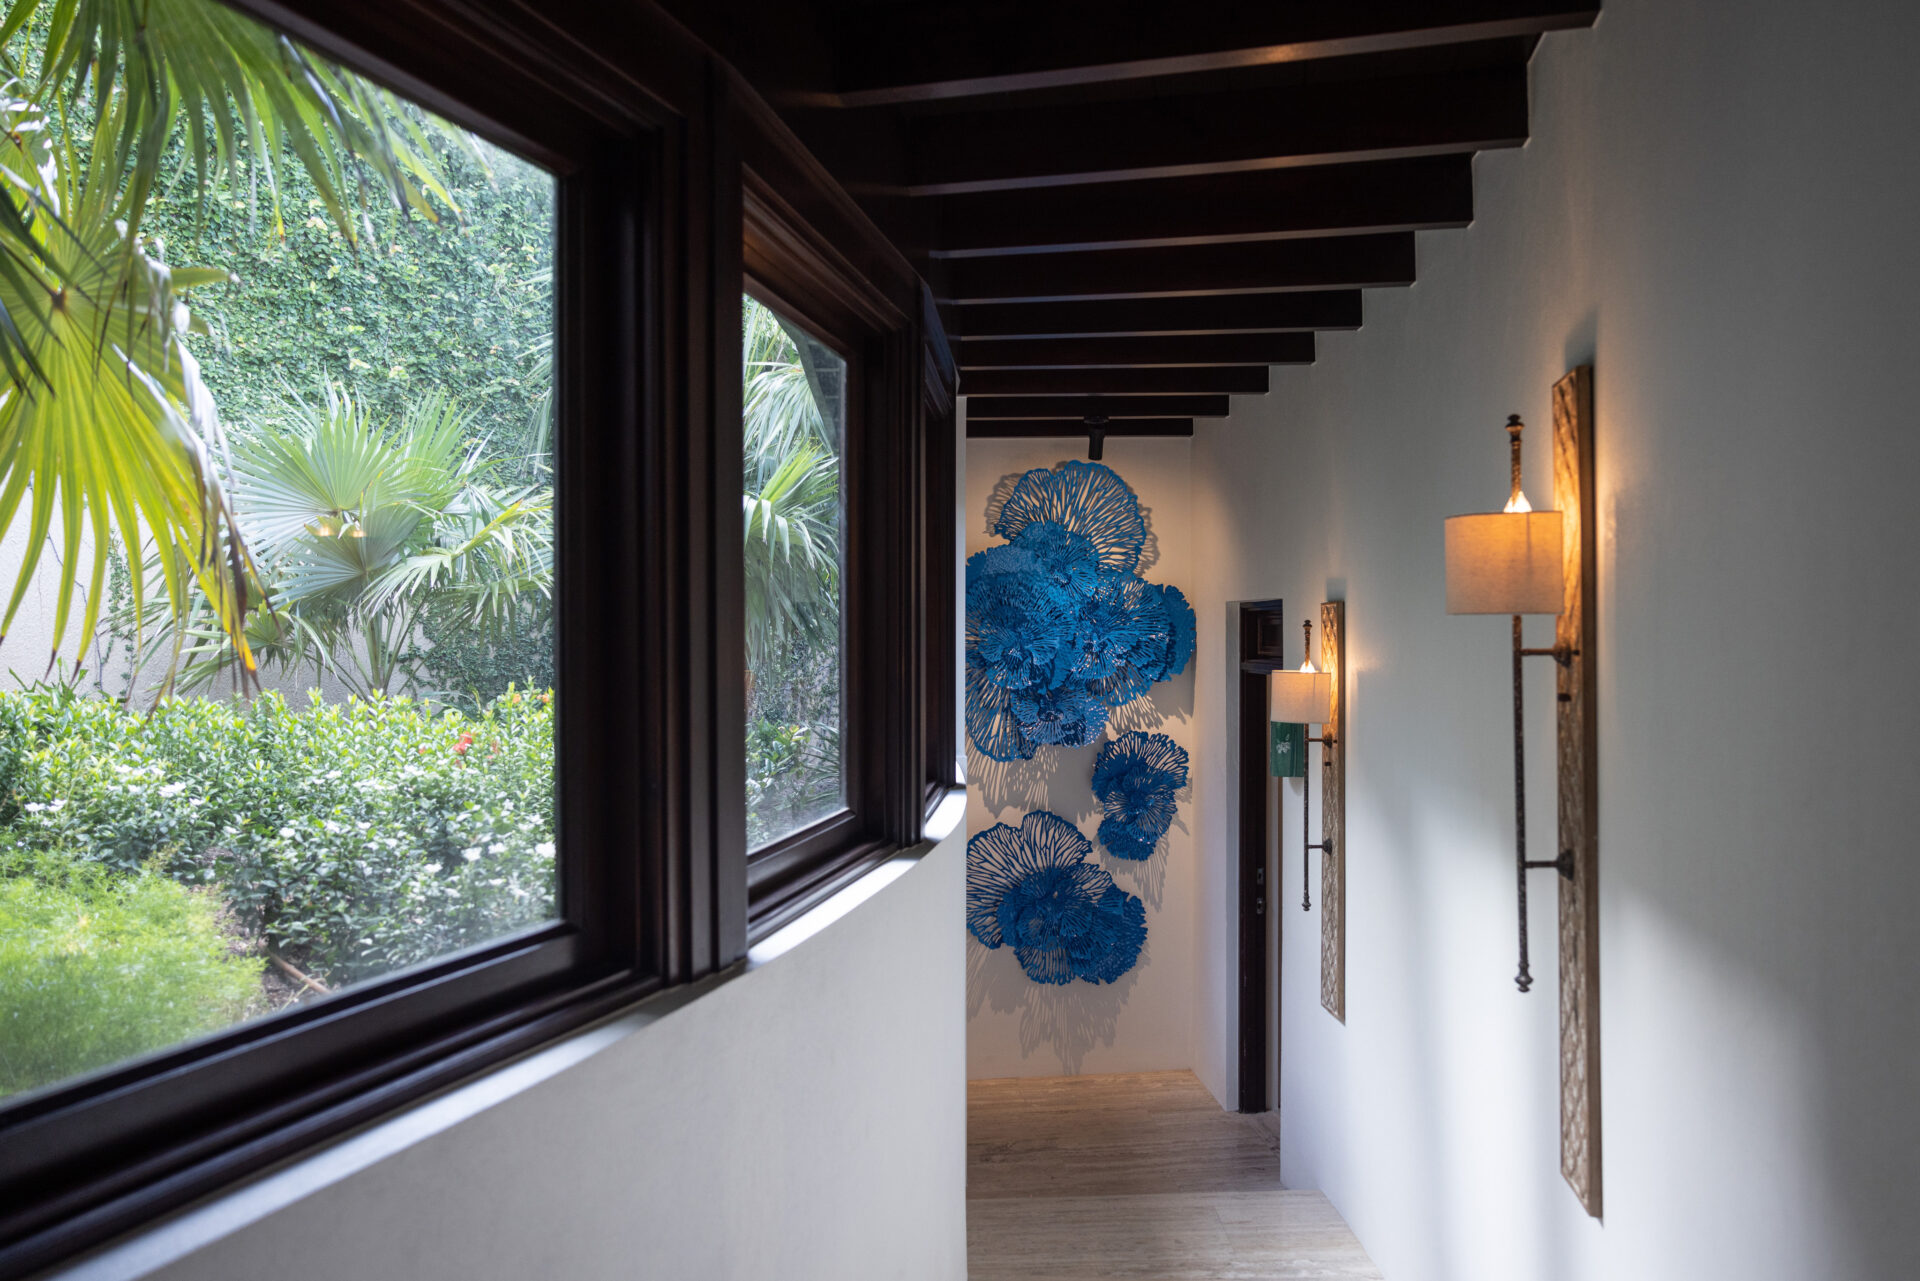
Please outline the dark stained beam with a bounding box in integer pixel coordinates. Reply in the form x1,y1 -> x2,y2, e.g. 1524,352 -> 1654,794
967,395 -> 1229,419
963,367 -> 1271,396
940,234 -> 1415,303
888,69 -> 1525,194
969,418 -> 1195,439
823,2 -> 1599,106
959,334 -> 1313,368
927,156 -> 1473,257
957,292 -> 1362,338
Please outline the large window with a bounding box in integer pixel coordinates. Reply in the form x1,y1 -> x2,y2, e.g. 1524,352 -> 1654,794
743,295 -> 846,849
0,0 -> 950,1271
0,5 -> 557,1105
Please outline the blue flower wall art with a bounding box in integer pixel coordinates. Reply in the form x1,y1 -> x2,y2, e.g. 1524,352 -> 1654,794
1090,731 -> 1191,861
967,810 -> 1147,985
966,462 -> 1195,761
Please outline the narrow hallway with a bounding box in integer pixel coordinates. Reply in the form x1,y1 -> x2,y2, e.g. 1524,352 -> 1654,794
968,1073 -> 1381,1279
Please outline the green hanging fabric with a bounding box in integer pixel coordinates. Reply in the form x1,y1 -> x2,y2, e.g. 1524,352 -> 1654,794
1271,721 -> 1306,779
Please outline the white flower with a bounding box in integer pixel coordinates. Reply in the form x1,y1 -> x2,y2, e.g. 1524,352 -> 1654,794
535,841 -> 556,859
278,826 -> 296,838
47,799 -> 64,812
423,863 -> 443,875
24,802 -> 44,813
462,848 -> 481,862
158,781 -> 187,798
488,842 -> 506,855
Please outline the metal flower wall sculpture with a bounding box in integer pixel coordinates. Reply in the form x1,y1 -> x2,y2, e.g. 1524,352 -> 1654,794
968,810 -> 1148,985
966,462 -> 1195,761
1090,731 -> 1190,861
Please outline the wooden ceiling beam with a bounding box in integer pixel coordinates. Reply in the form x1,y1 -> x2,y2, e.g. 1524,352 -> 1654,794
968,418 -> 1195,439
939,234 -> 1415,303
955,292 -> 1362,338
958,334 -> 1313,368
966,395 -> 1230,419
875,68 -> 1525,195
962,367 -> 1271,396
821,2 -> 1599,106
924,156 -> 1472,257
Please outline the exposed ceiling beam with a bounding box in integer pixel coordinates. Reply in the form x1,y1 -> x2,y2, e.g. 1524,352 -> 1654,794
968,418 -> 1196,439
820,2 -> 1598,106
962,367 -> 1271,396
955,292 -> 1362,338
925,156 -> 1472,257
940,234 -> 1415,303
861,68 -> 1524,194
959,334 -> 1313,369
966,394 -> 1230,419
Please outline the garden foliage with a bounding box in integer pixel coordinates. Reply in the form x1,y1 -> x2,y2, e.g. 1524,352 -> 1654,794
0,686 -> 554,992
0,854 -> 262,1097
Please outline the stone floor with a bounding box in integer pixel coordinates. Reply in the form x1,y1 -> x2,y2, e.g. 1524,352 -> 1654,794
968,1071 -> 1382,1280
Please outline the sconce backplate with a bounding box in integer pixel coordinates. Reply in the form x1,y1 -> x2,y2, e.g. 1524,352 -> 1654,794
1553,365 -> 1601,1217
1319,601 -> 1346,1023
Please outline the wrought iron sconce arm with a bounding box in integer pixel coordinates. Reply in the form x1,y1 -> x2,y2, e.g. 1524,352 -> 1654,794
1302,726 -> 1336,911
1510,615 -> 1577,992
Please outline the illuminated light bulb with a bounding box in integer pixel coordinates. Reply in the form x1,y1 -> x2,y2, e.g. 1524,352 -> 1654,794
1504,489 -> 1533,514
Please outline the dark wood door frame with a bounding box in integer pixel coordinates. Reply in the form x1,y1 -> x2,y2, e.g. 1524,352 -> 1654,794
1237,598 -> 1288,1113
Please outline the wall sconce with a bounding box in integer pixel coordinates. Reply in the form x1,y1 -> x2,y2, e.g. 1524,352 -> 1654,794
1269,604 -> 1347,1020
1270,619 -> 1331,912
1442,368 -> 1601,1216
1444,414 -> 1570,993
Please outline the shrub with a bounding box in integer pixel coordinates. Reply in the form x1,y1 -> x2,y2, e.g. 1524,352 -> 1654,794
0,686 -> 556,987
0,853 -> 263,1099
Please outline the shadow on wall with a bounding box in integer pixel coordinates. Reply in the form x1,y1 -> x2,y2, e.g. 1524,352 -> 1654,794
967,934 -> 1146,1075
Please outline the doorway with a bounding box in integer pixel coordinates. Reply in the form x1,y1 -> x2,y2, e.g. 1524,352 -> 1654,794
1236,598 -> 1288,1112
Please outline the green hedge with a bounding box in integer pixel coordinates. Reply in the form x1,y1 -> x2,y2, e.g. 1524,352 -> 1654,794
0,687 -> 556,989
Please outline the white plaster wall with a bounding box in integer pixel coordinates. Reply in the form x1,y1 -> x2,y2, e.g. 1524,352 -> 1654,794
1186,3 -> 1920,1279
61,828 -> 969,1281
963,436 -> 1197,1078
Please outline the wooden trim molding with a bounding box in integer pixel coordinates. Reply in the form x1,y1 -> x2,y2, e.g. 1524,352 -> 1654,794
1319,601 -> 1346,1023
1552,364 -> 1601,1217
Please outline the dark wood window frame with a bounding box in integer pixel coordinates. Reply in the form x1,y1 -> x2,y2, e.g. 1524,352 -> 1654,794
739,175 -> 929,940
0,1 -> 955,1275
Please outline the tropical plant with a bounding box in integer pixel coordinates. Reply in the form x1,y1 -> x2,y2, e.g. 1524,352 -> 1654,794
115,386 -> 553,698
0,0 -> 458,674
742,296 -> 840,667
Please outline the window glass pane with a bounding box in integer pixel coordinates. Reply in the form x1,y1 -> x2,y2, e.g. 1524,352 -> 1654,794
0,0 -> 556,1102
743,296 -> 846,848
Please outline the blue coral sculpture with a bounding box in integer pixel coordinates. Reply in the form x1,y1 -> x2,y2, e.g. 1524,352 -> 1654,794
966,462 -> 1196,760
967,810 -> 1147,985
1091,731 -> 1191,860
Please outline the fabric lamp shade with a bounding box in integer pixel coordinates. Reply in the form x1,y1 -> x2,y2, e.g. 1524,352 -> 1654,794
1443,511 -> 1565,615
1269,667 -> 1333,725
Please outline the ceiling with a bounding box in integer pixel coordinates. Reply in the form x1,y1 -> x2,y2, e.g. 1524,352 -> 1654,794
665,1 -> 1602,447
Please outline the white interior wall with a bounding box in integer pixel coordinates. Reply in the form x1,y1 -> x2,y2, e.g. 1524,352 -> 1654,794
1186,2 -> 1920,1279
964,436 -> 1197,1079
59,824 -> 969,1281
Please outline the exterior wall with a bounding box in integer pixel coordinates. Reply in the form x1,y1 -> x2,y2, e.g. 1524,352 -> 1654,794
1187,3 -> 1920,1279
57,823 -> 969,1281
963,436 -> 1198,1078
